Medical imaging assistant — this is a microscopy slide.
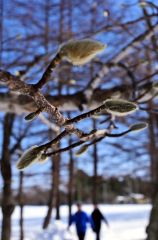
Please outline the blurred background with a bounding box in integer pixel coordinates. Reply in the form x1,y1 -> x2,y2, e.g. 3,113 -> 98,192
0,0 -> 158,239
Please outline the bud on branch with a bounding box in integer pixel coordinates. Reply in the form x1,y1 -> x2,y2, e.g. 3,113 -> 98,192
16,145 -> 45,170
58,39 -> 106,65
129,122 -> 148,132
103,99 -> 138,116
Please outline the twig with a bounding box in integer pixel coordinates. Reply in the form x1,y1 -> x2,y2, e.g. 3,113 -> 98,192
33,53 -> 61,89
64,103 -> 108,126
45,129 -> 131,157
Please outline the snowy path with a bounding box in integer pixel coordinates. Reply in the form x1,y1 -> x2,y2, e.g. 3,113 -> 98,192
0,204 -> 151,240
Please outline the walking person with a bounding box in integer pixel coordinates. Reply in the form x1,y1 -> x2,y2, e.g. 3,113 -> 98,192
91,204 -> 109,240
68,203 -> 93,240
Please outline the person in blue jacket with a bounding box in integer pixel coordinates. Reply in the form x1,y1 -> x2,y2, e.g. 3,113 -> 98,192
68,203 -> 93,240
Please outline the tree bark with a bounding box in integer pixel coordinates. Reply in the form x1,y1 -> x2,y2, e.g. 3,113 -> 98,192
146,193 -> 158,240
0,83 -> 145,115
146,110 -> 158,240
1,113 -> 14,240
92,119 -> 98,204
55,150 -> 61,220
55,191 -> 60,220
42,157 -> 55,229
18,172 -> 24,240
148,111 -> 158,199
68,138 -> 74,220
42,150 -> 61,228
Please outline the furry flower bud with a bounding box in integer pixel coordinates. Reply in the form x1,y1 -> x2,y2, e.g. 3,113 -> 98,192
58,39 -> 106,65
153,82 -> 158,90
104,99 -> 138,116
129,122 -> 148,132
25,108 -> 42,121
16,145 -> 42,170
25,112 -> 39,121
38,154 -> 48,164
75,145 -> 88,156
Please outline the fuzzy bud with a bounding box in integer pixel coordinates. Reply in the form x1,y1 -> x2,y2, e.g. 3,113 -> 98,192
75,145 -> 88,156
38,154 -> 48,164
104,99 -> 138,116
58,39 -> 106,65
25,112 -> 39,121
139,1 -> 147,7
152,82 -> 158,90
129,122 -> 148,133
16,146 -> 42,170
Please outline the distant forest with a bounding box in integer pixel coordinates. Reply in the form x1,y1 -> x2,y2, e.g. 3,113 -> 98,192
0,170 -> 151,205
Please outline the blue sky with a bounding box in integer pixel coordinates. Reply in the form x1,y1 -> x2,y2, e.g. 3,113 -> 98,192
0,0 -> 155,190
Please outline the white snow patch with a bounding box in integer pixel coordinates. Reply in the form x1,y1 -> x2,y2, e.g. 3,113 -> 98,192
0,204 -> 151,240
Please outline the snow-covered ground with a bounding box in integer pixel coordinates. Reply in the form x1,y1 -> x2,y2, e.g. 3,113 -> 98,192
0,204 -> 151,240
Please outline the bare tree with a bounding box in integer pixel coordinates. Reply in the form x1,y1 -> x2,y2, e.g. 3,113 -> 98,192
18,171 -> 24,240
1,114 -> 14,240
1,1 -> 158,240
67,126 -> 74,220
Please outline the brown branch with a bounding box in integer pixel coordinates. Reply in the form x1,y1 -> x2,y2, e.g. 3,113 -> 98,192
107,62 -> 137,100
45,129 -> 131,157
0,69 -> 84,138
38,130 -> 68,151
34,53 -> 61,89
0,75 -> 155,115
84,23 -> 158,100
139,106 -> 158,114
46,140 -> 84,156
84,14 -> 158,38
64,103 -> 108,126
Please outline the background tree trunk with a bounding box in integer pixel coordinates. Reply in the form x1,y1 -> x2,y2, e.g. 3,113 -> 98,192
68,135 -> 74,220
1,113 -> 14,240
42,149 -> 61,228
146,193 -> 158,240
92,119 -> 98,204
146,112 -> 158,240
55,149 -> 61,220
42,157 -> 54,229
18,171 -> 24,240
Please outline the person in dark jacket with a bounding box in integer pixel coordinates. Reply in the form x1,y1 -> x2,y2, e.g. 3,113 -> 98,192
68,203 -> 93,240
91,204 -> 109,240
